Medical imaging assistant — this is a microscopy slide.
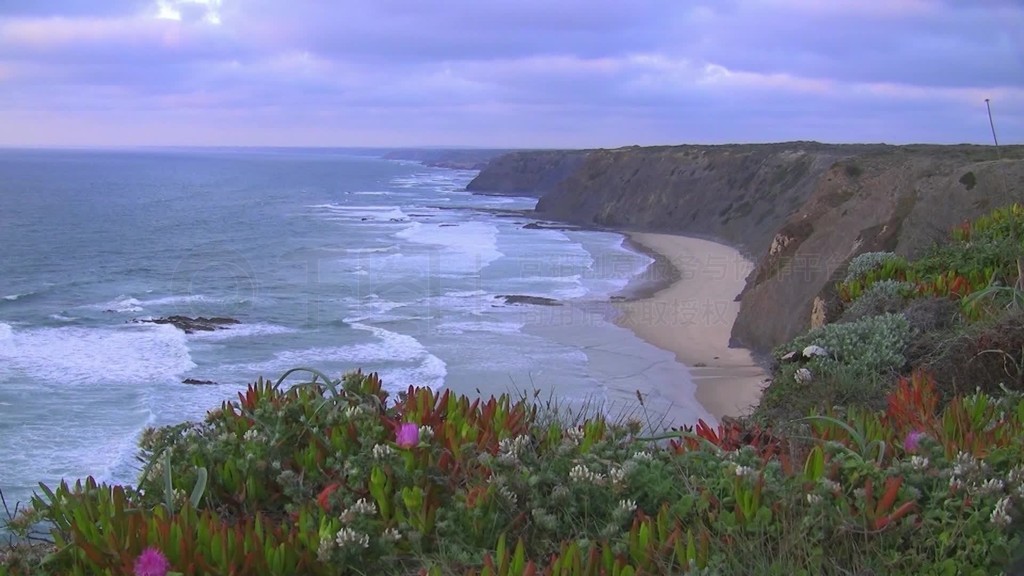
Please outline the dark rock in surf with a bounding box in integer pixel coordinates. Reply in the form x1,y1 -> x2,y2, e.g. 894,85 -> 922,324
135,315 -> 240,334
498,295 -> 562,306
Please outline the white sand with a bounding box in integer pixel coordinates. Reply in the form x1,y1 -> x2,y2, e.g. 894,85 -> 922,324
615,233 -> 768,421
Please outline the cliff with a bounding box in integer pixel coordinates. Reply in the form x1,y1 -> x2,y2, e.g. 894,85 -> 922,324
468,143 -> 1024,353
465,150 -> 589,196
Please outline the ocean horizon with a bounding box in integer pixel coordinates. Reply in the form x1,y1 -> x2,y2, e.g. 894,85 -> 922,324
0,148 -> 708,511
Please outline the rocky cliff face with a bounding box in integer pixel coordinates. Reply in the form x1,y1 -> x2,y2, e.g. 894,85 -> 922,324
465,150 -> 589,196
468,143 -> 1024,353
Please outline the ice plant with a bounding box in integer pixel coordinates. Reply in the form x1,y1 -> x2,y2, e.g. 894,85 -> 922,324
903,430 -> 926,453
134,547 -> 170,576
396,422 -> 419,448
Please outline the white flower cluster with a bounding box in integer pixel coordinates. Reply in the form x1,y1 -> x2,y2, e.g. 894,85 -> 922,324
806,494 -> 823,505
487,475 -> 519,505
565,426 -> 585,445
569,464 -> 604,485
498,435 -> 530,463
909,456 -> 930,471
631,451 -> 654,462
975,478 -> 1005,498
316,498 -> 383,559
734,465 -> 758,480
1008,465 -> 1024,486
418,425 -> 434,441
621,451 -> 655,476
991,497 -> 1013,527
608,466 -> 628,488
143,460 -> 164,484
334,527 -> 370,549
953,451 -> 979,476
342,405 -> 362,419
339,498 -> 378,523
616,499 -> 637,517
242,428 -> 262,442
371,443 -> 395,460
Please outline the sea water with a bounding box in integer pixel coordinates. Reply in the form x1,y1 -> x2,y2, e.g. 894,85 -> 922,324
0,148 -> 707,511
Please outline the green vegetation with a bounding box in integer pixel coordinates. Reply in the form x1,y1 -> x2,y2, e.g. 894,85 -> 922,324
5,204 -> 1024,575
3,369 -> 1024,575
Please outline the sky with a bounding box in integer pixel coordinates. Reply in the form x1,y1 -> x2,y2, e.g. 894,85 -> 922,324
0,0 -> 1021,148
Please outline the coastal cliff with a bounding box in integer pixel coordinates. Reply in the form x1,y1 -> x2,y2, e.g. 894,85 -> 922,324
465,150 -> 588,195
467,143 -> 1024,353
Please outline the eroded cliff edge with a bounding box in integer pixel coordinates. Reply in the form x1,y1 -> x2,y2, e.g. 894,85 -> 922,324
467,143 -> 1024,354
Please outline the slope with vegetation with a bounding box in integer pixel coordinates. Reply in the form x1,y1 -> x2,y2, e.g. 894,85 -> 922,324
4,169 -> 1024,576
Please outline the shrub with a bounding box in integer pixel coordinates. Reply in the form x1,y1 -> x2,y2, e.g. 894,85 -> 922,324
844,252 -> 901,284
841,279 -> 915,322
8,369 -> 1024,575
781,313 -> 911,376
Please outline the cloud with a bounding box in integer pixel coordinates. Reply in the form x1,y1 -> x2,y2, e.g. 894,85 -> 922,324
0,0 -> 1020,146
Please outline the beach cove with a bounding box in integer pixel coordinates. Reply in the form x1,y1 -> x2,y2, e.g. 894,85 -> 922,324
615,233 -> 768,422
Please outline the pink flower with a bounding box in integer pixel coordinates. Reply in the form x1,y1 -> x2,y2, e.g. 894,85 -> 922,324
903,430 -> 926,453
134,547 -> 170,576
396,423 -> 419,448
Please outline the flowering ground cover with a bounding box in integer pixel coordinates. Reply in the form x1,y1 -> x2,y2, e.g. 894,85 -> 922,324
1,366 -> 1022,575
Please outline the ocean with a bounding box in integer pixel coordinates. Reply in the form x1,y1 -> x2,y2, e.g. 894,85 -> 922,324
0,148 -> 706,511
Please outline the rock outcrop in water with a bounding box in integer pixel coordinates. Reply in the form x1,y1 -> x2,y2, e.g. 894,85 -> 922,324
467,143 -> 1024,353
498,295 -> 562,306
134,316 -> 240,334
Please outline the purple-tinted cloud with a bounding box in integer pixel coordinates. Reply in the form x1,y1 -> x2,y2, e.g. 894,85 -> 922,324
0,0 -> 1020,147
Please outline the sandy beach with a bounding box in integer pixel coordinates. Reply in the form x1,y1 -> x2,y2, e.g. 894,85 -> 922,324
615,233 -> 768,421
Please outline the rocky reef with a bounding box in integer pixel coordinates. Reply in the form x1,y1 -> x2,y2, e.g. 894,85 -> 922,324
467,142 -> 1024,353
133,315 -> 240,334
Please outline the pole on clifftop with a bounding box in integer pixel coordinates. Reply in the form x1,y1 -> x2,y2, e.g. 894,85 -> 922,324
985,99 -> 1000,152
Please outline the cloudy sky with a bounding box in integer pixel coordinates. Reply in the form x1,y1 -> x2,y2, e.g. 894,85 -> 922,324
0,0 -> 1021,147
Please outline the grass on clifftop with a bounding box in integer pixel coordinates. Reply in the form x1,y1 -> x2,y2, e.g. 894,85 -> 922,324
5,204 -> 1024,575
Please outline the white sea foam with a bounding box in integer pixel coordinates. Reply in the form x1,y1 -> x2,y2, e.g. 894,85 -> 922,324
49,313 -> 77,322
377,353 -> 447,392
233,322 -> 446,392
91,295 -> 144,313
188,322 -> 297,341
0,323 -> 195,384
345,245 -> 398,254
3,292 -> 31,301
309,204 -> 408,223
434,321 -> 524,335
341,295 -> 409,323
395,221 -> 503,272
138,294 -> 211,307
427,290 -> 494,316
